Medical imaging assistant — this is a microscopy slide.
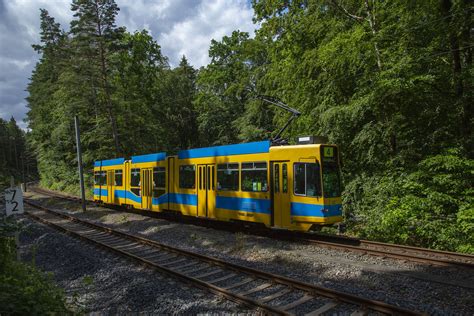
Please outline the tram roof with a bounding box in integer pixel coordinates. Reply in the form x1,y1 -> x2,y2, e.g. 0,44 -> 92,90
131,152 -> 166,164
178,140 -> 271,159
94,157 -> 125,167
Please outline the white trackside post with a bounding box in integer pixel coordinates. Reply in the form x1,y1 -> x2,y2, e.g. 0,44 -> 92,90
5,182 -> 24,261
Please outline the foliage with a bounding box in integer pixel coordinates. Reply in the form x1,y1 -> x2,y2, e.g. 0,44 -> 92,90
0,217 -> 69,314
0,118 -> 36,190
194,31 -> 272,146
346,149 -> 473,252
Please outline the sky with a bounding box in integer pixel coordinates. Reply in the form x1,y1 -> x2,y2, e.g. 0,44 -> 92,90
0,0 -> 257,129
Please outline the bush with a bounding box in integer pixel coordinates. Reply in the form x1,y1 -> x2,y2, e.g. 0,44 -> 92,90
344,149 -> 474,253
0,217 -> 69,314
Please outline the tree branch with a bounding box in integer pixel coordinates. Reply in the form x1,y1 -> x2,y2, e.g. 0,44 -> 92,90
330,0 -> 365,23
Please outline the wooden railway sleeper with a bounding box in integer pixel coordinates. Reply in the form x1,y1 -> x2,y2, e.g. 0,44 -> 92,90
305,301 -> 339,316
206,273 -> 237,284
194,269 -> 223,279
223,277 -> 255,290
259,287 -> 292,303
238,282 -> 273,296
173,261 -> 201,271
279,294 -> 314,311
152,254 -> 179,264
161,257 -> 189,267
146,252 -> 174,261
181,265 -> 212,275
140,252 -> 167,261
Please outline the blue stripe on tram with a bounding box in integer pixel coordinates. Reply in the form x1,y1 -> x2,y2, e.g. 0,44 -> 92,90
216,196 -> 271,214
290,203 -> 342,217
93,188 -> 108,196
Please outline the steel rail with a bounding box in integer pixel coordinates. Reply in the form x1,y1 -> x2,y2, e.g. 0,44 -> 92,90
294,236 -> 474,269
27,186 -> 474,269
24,199 -> 423,316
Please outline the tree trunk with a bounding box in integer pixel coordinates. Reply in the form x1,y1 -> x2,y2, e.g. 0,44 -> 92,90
461,0 -> 472,155
365,0 -> 382,71
94,0 -> 121,156
441,0 -> 471,154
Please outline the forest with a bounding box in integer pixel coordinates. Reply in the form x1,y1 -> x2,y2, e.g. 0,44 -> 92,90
0,117 -> 35,189
16,0 -> 473,253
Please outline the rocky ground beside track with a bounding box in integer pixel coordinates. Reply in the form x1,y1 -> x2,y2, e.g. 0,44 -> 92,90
24,191 -> 474,315
17,213 -> 252,314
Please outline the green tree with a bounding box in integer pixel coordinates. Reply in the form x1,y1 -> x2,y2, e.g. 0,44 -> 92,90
112,30 -> 169,156
70,0 -> 125,155
160,56 -> 199,150
27,8 -> 75,191
0,117 -> 34,189
195,31 -> 272,145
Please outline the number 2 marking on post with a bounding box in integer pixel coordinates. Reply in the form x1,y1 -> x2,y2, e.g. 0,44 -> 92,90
10,189 -> 18,212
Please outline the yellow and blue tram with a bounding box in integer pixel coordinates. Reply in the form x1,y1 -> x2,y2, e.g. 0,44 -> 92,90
93,139 -> 342,231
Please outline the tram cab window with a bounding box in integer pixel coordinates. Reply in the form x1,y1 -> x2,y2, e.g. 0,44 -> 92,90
131,168 -> 140,187
115,170 -> 123,186
179,165 -> 196,189
322,165 -> 341,197
153,167 -> 166,197
294,163 -> 322,197
217,163 -> 239,191
241,162 -> 268,192
321,146 -> 341,198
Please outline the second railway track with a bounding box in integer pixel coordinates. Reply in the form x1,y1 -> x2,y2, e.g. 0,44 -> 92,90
24,199 -> 423,316
27,186 -> 474,270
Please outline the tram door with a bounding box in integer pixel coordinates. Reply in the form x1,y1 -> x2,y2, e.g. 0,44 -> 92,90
106,170 -> 114,204
272,162 -> 290,228
140,168 -> 153,210
197,164 -> 216,217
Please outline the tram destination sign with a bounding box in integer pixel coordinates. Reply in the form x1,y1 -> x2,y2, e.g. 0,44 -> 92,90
321,146 -> 338,163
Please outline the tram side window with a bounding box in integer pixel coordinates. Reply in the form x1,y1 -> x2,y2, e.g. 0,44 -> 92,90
101,171 -> 107,185
131,168 -> 140,187
294,163 -> 322,197
153,167 -> 166,188
179,165 -> 196,189
115,170 -> 123,186
153,167 -> 166,197
94,171 -> 107,186
241,162 -> 268,192
94,172 -> 100,185
217,163 -> 239,191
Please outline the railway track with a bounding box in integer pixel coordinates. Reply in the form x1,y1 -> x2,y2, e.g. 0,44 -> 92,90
27,185 -> 474,269
292,234 -> 474,269
24,199 -> 422,316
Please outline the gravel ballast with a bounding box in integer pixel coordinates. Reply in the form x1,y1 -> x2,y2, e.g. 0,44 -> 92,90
17,213 -> 254,314
25,192 -> 474,315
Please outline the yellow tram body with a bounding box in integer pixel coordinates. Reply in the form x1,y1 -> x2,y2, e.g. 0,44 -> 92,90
94,140 -> 343,231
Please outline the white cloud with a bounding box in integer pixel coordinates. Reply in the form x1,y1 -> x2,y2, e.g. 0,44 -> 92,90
116,0 -> 256,67
159,0 -> 255,67
0,0 -> 257,128
10,59 -> 31,70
